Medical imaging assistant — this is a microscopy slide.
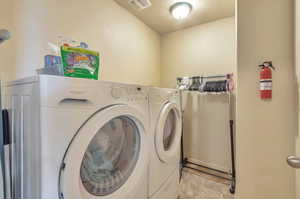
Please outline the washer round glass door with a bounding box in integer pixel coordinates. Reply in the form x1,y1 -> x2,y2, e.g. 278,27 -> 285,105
155,102 -> 182,163
59,105 -> 148,199
80,116 -> 140,196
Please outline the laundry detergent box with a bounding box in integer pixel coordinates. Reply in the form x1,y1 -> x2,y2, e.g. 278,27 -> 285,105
60,46 -> 100,80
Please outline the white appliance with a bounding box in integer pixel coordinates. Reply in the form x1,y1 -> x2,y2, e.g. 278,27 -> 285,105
148,87 -> 182,199
3,75 -> 149,199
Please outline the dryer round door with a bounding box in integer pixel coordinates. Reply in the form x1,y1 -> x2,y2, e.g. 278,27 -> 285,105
58,105 -> 149,199
155,102 -> 182,163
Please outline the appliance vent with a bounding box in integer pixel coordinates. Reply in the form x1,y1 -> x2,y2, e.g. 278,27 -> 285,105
128,0 -> 152,10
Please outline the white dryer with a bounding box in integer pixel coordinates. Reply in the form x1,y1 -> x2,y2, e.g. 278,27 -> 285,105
3,75 -> 149,199
148,87 -> 182,199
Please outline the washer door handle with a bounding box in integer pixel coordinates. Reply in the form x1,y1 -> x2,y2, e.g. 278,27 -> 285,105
59,98 -> 93,106
287,156 -> 300,168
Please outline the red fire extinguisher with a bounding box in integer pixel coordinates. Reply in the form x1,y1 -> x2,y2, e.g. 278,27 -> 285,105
259,61 -> 275,100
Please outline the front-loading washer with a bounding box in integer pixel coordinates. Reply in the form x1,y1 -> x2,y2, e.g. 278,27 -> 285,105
3,75 -> 149,199
148,87 -> 182,199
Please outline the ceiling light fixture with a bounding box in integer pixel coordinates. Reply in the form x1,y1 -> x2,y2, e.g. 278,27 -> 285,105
170,2 -> 193,20
0,29 -> 11,44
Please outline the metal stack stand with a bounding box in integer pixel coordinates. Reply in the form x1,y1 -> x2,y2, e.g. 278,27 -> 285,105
178,74 -> 236,194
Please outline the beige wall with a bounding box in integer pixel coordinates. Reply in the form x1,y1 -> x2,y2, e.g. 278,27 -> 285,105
236,0 -> 297,198
0,0 -> 14,81
182,92 -> 232,173
160,17 -> 236,88
9,0 -> 161,86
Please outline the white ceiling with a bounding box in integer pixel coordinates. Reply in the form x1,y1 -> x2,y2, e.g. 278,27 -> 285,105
114,0 -> 235,34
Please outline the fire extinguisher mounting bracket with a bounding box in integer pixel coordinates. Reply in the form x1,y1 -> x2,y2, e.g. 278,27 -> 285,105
259,61 -> 275,70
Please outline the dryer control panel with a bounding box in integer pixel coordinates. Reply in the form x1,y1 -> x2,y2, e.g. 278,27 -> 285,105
111,86 -> 148,102
166,90 -> 179,100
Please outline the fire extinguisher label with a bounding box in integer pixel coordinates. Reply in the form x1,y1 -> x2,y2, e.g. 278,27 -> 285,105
260,80 -> 272,90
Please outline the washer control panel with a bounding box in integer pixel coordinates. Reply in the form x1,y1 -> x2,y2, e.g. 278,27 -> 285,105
111,86 -> 147,102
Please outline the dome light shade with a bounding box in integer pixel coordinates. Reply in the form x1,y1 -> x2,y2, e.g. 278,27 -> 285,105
170,2 -> 193,20
0,29 -> 11,44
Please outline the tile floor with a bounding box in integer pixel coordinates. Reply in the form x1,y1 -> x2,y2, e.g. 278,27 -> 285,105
179,168 -> 234,199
